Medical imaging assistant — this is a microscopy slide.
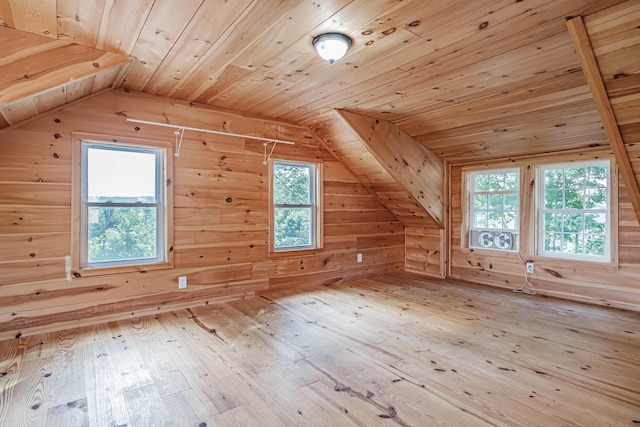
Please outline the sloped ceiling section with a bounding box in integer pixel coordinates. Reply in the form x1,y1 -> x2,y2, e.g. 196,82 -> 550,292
311,110 -> 441,228
336,110 -> 444,227
0,26 -> 130,127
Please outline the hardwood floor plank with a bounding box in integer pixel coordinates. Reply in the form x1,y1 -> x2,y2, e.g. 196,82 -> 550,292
1,273 -> 639,426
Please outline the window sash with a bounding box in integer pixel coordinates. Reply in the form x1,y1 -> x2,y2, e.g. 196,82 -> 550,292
80,141 -> 165,268
537,160 -> 611,261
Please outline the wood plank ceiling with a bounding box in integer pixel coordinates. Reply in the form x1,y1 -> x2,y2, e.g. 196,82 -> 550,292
0,0 -> 631,163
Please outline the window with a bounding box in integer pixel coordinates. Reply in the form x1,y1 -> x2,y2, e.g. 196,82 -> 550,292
468,168 -> 520,251
77,140 -> 168,269
271,160 -> 321,252
537,160 -> 610,261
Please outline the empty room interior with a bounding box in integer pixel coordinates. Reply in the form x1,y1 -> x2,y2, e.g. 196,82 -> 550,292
1,0 -> 640,425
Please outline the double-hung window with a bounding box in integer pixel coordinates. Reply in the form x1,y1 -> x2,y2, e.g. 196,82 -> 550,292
78,140 -> 168,269
468,168 -> 520,251
271,160 -> 321,252
537,160 -> 611,261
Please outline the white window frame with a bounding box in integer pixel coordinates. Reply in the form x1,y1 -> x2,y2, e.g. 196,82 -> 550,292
71,133 -> 173,275
536,159 -> 611,262
467,168 -> 520,252
270,159 -> 322,253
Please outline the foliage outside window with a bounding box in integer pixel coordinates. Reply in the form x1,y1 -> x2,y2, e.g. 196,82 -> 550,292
272,160 -> 320,251
80,141 -> 166,268
537,160 -> 610,261
468,169 -> 520,251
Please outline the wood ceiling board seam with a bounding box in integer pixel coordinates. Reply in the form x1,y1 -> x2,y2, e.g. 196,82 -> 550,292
567,15 -> 640,223
121,0 -> 207,92
56,0 -> 107,47
94,0 -> 155,54
141,0 -> 254,96
170,0 -> 305,102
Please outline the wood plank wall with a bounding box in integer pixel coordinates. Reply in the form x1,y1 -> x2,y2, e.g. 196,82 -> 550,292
0,89 -> 404,340
449,152 -> 640,311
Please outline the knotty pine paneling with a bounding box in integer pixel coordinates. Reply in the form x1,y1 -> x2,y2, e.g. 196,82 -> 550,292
0,89 -> 404,339
449,161 -> 640,312
405,227 -> 445,278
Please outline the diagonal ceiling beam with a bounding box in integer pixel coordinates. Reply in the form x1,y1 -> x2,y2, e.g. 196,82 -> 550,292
337,110 -> 444,227
567,16 -> 640,223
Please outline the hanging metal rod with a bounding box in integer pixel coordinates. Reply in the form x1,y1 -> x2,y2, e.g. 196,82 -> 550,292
126,118 -> 296,145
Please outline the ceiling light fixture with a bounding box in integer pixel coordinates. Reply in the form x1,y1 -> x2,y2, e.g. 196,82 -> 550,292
312,33 -> 352,64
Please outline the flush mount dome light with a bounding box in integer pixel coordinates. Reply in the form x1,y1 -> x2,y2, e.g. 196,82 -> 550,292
312,33 -> 352,64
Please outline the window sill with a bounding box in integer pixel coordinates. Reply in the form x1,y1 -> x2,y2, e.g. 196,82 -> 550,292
73,261 -> 173,278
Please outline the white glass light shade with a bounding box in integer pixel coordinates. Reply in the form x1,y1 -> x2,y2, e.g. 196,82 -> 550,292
312,33 -> 352,64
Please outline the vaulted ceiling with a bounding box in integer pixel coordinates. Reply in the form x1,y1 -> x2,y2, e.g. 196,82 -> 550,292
0,0 -> 631,164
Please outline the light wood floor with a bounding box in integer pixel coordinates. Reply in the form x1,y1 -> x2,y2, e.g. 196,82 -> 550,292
1,274 -> 639,426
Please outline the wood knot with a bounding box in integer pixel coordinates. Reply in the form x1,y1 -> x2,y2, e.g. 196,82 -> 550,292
226,197 -> 233,203
408,20 -> 420,27
382,27 -> 396,36
92,62 -> 100,68
479,21 -> 489,30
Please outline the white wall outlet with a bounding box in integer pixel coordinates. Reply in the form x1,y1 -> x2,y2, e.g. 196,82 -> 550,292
526,262 -> 534,274
178,276 -> 187,289
357,253 -> 363,263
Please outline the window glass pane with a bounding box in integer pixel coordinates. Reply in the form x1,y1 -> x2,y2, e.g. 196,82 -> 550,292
545,232 -> 561,252
274,163 -> 311,205
88,206 -> 157,263
544,169 -> 563,189
564,188 -> 583,209
474,174 -> 490,191
563,213 -> 583,233
488,194 -> 504,210
473,194 -> 487,211
487,211 -> 503,229
504,194 -> 518,210
585,233 -> 606,256
504,211 -> 517,230
473,212 -> 487,228
584,187 -> 607,209
562,233 -> 580,253
544,213 -> 562,233
274,207 -> 312,248
489,173 -> 505,191
564,167 -> 585,189
87,147 -> 157,203
544,190 -> 563,209
503,172 -> 519,190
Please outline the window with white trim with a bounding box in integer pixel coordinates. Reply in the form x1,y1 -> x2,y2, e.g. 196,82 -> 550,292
271,160 -> 321,251
468,168 -> 520,251
537,160 -> 610,261
80,141 -> 167,268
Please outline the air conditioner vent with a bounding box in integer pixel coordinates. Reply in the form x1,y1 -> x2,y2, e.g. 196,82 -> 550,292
470,230 -> 516,251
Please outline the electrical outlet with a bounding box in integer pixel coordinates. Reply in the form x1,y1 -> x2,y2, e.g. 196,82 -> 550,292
357,253 -> 363,263
178,276 -> 187,289
526,262 -> 534,274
